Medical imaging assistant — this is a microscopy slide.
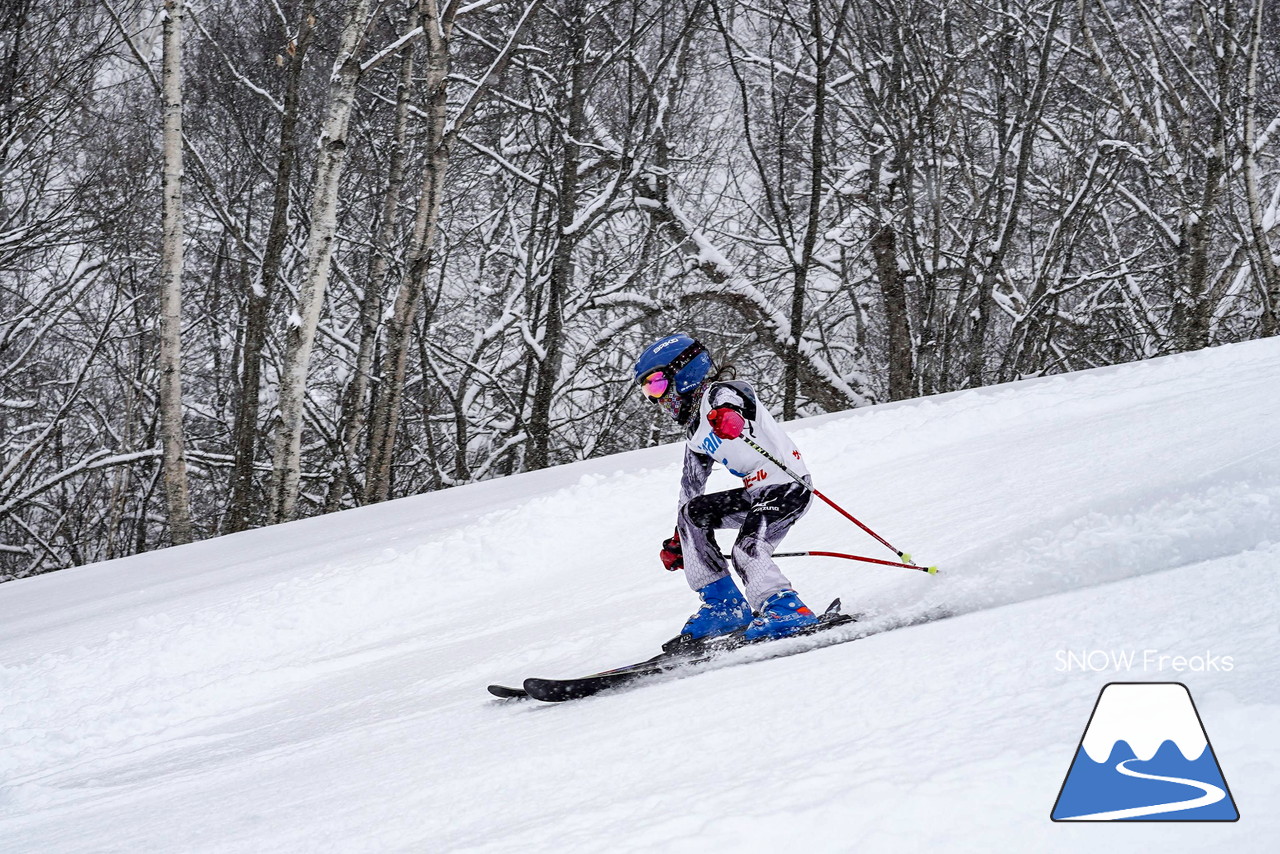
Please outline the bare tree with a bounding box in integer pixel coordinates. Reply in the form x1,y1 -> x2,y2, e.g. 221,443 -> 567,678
159,0 -> 194,543
324,0 -> 423,512
1079,0 -> 1243,353
270,0 -> 374,522
365,0 -> 546,499
1242,0 -> 1280,336
225,0 -> 318,532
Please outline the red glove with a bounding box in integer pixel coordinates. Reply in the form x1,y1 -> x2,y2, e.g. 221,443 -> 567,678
707,407 -> 745,440
660,528 -> 683,571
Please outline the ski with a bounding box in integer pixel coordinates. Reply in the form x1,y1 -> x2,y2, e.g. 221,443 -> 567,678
507,599 -> 857,703
488,649 -> 671,701
487,650 -> 673,700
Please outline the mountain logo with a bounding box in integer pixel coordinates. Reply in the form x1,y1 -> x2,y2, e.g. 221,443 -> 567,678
1051,682 -> 1239,822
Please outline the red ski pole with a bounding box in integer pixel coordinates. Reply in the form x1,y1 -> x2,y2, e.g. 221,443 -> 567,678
773,550 -> 938,574
741,435 -> 932,571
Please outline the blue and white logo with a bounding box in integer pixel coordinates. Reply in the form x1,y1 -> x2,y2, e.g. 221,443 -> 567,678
1051,682 -> 1238,821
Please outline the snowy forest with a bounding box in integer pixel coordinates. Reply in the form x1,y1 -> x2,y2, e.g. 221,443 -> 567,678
2,0 -> 1278,579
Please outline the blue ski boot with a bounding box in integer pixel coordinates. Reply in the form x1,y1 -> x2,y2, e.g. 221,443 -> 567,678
744,588 -> 818,641
679,575 -> 752,641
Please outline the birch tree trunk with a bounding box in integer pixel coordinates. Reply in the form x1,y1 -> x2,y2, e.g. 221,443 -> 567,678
365,0 -> 450,504
1173,16 -> 1232,353
364,0 -> 545,501
326,0 -> 422,512
226,2 -> 315,533
159,0 -> 193,544
269,0 -> 371,523
1242,0 -> 1279,337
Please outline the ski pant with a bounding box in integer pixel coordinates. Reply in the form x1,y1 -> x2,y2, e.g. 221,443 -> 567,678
678,480 -> 812,610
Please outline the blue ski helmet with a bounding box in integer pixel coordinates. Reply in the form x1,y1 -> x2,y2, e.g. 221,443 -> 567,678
633,334 -> 714,423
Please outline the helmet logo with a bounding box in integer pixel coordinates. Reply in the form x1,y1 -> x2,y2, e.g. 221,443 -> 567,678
654,336 -> 681,352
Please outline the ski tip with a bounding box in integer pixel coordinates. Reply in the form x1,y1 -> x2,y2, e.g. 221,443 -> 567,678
487,684 -> 528,699
523,677 -> 596,703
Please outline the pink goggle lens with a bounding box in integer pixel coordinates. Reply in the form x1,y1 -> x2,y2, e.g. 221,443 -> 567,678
641,372 -> 670,398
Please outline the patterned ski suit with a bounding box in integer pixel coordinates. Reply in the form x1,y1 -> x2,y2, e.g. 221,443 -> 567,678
676,380 -> 812,609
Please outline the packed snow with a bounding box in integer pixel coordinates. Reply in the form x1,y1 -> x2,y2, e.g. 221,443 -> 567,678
2,339 -> 1278,852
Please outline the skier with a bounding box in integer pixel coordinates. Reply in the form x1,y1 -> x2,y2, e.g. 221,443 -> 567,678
634,333 -> 820,644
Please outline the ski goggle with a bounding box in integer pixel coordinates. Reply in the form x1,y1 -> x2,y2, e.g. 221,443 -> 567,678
636,341 -> 708,400
640,371 -> 670,399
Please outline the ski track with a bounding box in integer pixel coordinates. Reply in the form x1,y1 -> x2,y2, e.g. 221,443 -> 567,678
0,339 -> 1278,851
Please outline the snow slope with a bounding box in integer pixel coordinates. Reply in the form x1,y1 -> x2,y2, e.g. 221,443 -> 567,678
2,339 -> 1279,853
